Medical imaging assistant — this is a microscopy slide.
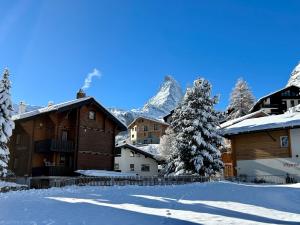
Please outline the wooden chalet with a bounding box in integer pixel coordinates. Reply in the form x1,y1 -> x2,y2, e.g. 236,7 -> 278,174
9,90 -> 127,177
250,85 -> 300,114
222,109 -> 300,183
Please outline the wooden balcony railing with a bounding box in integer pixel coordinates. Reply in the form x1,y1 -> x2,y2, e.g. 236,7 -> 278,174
32,166 -> 74,176
35,139 -> 74,153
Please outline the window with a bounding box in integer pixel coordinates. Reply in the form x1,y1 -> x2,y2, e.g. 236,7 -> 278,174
114,163 -> 119,170
16,134 -> 21,145
59,154 -> 66,165
88,111 -> 96,120
291,100 -> 295,107
154,124 -> 159,130
115,148 -> 121,157
130,151 -> 135,157
144,140 -> 148,144
132,134 -> 134,138
280,136 -> 289,148
144,126 -> 148,131
62,131 -> 68,141
141,164 -> 150,172
130,164 -> 134,171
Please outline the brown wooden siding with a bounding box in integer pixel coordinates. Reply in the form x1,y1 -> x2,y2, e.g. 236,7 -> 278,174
9,100 -> 120,176
232,130 -> 290,161
76,105 -> 115,170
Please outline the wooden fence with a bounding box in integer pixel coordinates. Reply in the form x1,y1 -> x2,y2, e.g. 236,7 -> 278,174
1,174 -> 298,190
39,176 -> 213,189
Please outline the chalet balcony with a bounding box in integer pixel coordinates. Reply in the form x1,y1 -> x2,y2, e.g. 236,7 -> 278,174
35,139 -> 74,153
32,166 -> 74,176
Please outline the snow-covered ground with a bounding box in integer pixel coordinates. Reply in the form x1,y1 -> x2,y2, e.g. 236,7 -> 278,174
0,181 -> 299,225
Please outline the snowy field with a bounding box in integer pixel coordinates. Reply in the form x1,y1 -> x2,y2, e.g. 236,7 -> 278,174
0,182 -> 299,225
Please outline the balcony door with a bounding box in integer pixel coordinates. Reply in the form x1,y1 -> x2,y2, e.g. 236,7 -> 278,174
62,130 -> 68,141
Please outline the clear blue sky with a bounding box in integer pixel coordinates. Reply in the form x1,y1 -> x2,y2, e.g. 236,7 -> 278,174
1,0 -> 300,110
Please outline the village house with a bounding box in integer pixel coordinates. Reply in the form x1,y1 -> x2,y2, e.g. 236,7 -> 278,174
250,85 -> 300,115
115,143 -> 159,176
222,106 -> 300,183
128,116 -> 169,145
9,90 -> 127,177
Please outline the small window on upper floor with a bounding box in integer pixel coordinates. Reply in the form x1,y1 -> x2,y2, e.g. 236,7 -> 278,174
280,136 -> 289,148
144,126 -> 148,131
130,151 -> 135,157
89,111 -> 96,120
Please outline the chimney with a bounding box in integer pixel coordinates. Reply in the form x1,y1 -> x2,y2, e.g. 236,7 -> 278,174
76,89 -> 86,99
18,101 -> 26,114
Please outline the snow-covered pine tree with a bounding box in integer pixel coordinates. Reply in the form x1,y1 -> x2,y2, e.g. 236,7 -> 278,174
0,69 -> 14,177
159,127 -> 176,161
166,78 -> 224,176
227,78 -> 255,120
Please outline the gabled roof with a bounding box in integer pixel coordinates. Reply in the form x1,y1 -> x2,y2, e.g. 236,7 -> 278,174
163,110 -> 174,123
115,143 -> 158,160
220,109 -> 269,129
250,85 -> 300,112
13,96 -> 127,131
222,106 -> 300,136
128,116 -> 169,128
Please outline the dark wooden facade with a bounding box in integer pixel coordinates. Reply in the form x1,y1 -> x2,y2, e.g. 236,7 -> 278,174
9,97 -> 127,177
251,85 -> 300,114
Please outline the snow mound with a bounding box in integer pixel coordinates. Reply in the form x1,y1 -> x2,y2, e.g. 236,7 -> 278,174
0,181 -> 24,188
75,170 -> 137,177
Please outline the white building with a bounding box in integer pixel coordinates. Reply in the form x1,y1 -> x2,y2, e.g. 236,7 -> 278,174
114,143 -> 160,176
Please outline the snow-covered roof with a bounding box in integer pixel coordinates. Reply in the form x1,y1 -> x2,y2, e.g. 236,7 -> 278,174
220,109 -> 269,129
250,85 -> 300,112
116,143 -> 160,161
12,96 -> 127,131
128,116 -> 169,128
223,106 -> 300,136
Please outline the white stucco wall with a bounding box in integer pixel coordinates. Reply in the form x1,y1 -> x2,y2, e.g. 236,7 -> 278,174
236,128 -> 300,182
237,158 -> 300,183
115,147 -> 158,176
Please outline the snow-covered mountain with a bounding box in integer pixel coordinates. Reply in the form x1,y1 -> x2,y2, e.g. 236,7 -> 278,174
139,75 -> 184,118
109,75 -> 184,126
287,61 -> 300,87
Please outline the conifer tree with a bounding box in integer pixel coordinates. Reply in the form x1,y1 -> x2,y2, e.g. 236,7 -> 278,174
159,127 -> 176,161
166,78 -> 224,176
227,78 -> 255,120
0,69 -> 14,177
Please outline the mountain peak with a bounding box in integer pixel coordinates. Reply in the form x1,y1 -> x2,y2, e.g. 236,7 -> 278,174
141,75 -> 183,118
287,61 -> 300,87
